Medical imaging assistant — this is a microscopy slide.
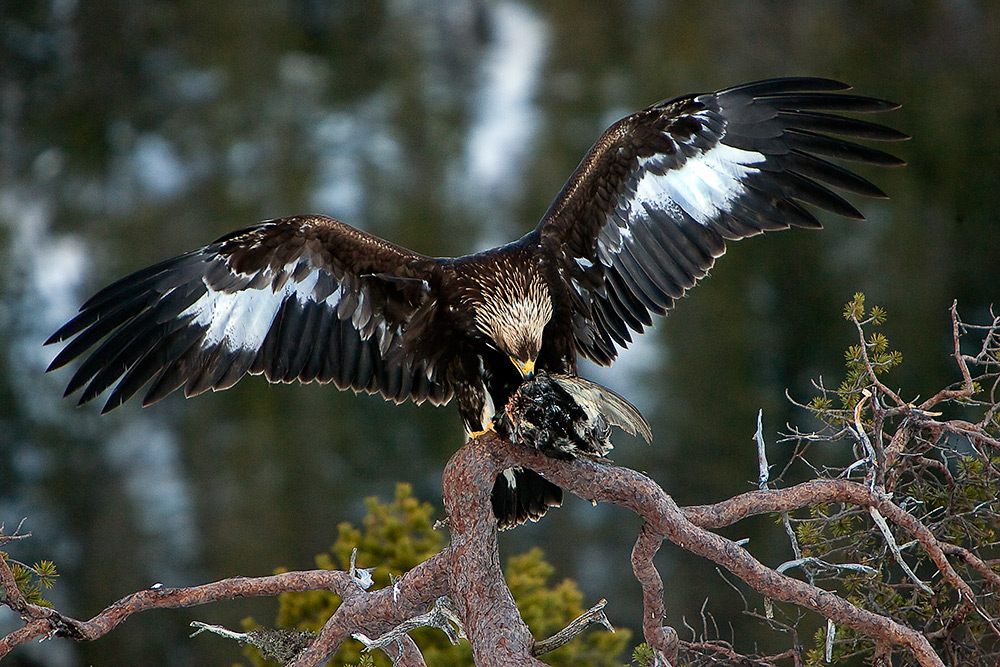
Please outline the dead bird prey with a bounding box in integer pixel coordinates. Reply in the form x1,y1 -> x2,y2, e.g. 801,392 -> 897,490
491,372 -> 651,526
46,78 -> 905,528
496,372 -> 651,460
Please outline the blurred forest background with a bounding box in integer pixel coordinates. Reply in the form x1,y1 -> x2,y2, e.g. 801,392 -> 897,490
2,1 -> 998,665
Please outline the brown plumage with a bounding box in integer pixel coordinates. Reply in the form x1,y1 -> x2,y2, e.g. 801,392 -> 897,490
46,78 -> 906,528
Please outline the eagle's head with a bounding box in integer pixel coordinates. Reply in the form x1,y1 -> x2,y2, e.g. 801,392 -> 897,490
473,269 -> 553,379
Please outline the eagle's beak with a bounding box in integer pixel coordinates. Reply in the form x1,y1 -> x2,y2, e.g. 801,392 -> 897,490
511,357 -> 535,380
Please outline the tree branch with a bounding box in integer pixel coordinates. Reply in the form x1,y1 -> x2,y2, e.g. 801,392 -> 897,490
442,435 -> 547,666
288,549 -> 452,666
489,435 -> 947,666
532,599 -> 614,656
0,552 -> 449,664
630,521 -> 678,665
6,428 -> 988,665
681,480 -> 984,613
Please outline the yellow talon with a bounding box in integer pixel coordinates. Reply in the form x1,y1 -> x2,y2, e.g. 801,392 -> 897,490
468,421 -> 495,439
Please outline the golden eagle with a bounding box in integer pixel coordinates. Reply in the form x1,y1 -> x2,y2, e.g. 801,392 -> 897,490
46,78 -> 905,527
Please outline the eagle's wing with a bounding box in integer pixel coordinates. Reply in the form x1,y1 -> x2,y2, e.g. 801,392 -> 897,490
46,214 -> 452,412
535,78 -> 907,365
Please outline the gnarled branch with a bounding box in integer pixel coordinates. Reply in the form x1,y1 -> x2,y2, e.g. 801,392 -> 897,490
4,430 -> 984,666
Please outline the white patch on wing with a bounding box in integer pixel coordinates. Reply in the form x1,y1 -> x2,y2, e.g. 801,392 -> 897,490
634,142 -> 765,225
292,268 -> 321,303
181,266 -> 336,352
222,289 -> 283,351
180,288 -> 284,350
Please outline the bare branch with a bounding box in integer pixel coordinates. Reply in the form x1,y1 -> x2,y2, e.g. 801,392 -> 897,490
631,521 -> 678,665
1,565 -> 349,657
353,596 -> 464,654
532,598 -> 614,656
491,437 -> 946,666
867,506 -> 932,594
1,547 -> 451,665
287,550 -> 452,666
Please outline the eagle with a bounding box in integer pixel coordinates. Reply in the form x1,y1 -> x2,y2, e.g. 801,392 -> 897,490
46,78 -> 905,528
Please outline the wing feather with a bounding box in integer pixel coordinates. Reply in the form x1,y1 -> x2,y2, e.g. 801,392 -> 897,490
535,77 -> 906,364
47,214 -> 453,412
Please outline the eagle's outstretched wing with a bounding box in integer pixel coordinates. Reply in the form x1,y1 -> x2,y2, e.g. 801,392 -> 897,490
534,77 -> 907,365
46,214 -> 451,412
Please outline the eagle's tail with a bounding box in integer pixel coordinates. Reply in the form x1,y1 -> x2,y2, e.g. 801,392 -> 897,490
491,467 -> 563,529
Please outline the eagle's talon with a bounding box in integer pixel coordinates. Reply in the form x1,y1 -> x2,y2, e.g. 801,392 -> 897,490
467,421 -> 495,439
